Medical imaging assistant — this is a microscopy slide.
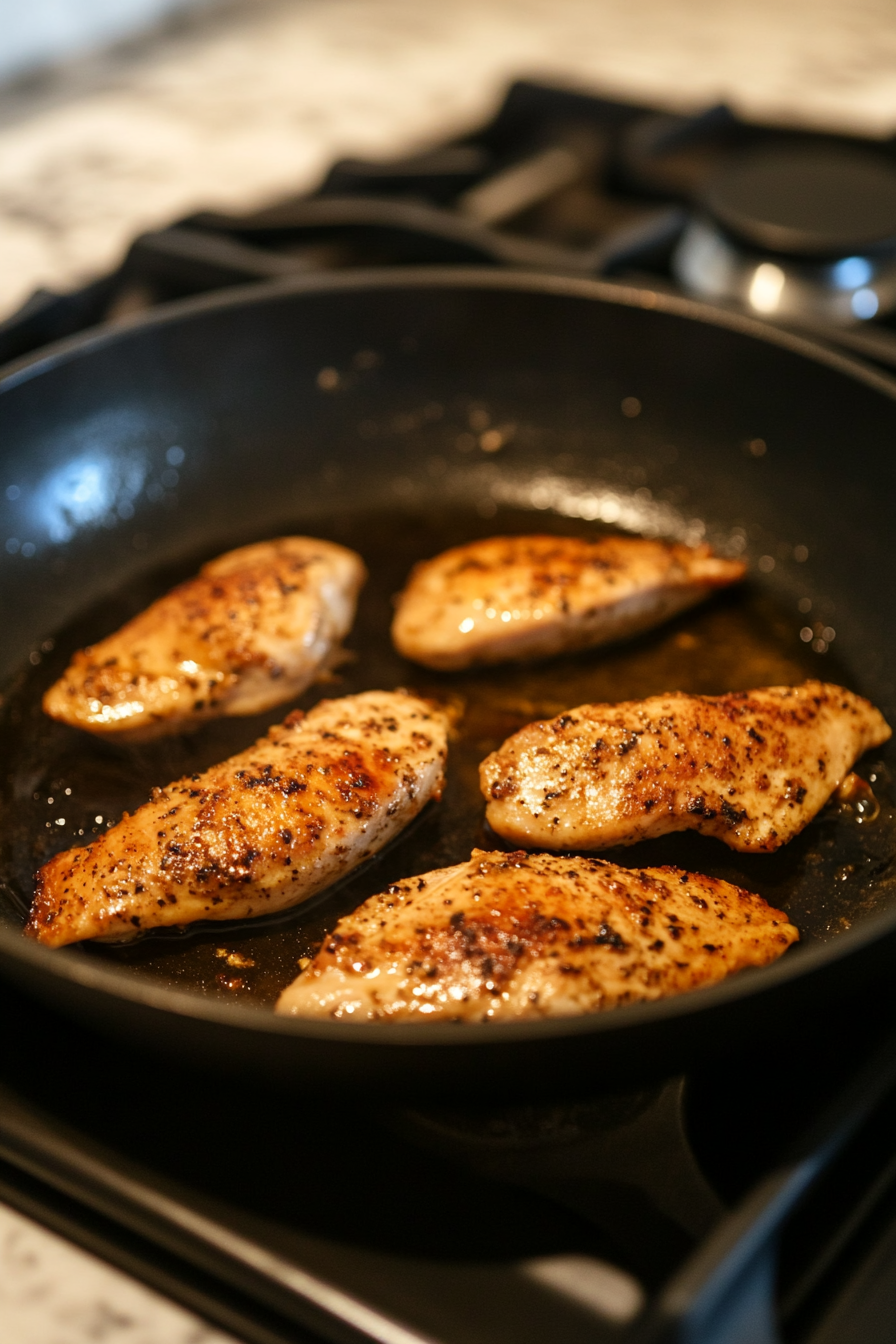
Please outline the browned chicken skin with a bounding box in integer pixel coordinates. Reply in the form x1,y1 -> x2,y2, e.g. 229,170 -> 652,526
276,849 -> 798,1021
391,533 -> 745,671
43,537 -> 366,740
26,691 -> 447,948
481,681 -> 891,854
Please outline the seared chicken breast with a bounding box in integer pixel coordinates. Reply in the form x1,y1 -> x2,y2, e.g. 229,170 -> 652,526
391,534 -> 745,671
26,691 -> 447,948
481,681 -> 891,854
43,537 -> 366,740
276,849 -> 798,1021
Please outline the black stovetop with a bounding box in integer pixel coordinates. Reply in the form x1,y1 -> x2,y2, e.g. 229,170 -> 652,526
5,79 -> 896,1344
4,970 -> 896,1344
5,79 -> 896,374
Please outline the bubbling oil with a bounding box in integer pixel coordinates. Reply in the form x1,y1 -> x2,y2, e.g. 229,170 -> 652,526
0,506 -> 893,1007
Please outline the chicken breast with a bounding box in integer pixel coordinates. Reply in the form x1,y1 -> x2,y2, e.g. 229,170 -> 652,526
26,691 -> 447,948
43,537 -> 366,740
481,681 -> 891,854
276,849 -> 798,1021
391,534 -> 745,671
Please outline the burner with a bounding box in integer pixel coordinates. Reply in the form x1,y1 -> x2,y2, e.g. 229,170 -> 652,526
673,147 -> 896,325
702,147 -> 896,256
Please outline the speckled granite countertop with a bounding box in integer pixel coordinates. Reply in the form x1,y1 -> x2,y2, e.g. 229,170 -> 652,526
0,1202 -> 235,1344
1,1 -> 895,1340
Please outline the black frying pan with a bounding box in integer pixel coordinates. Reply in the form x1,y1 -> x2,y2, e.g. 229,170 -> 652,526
1,269 -> 895,1099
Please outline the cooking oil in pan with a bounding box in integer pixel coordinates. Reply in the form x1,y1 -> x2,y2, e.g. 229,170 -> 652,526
0,506 -> 893,1007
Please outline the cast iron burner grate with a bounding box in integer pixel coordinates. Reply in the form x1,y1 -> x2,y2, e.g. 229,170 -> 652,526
6,80 -> 896,374
3,971 -> 896,1344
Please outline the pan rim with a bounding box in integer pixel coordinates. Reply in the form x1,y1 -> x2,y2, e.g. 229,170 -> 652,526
1,900 -> 891,1046
3,264 -> 896,402
1,264 -> 894,1047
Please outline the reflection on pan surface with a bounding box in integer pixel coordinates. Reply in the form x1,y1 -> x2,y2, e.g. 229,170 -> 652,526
2,505 -> 892,1012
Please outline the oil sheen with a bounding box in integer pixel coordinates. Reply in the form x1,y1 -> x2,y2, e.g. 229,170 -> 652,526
0,507 -> 893,1007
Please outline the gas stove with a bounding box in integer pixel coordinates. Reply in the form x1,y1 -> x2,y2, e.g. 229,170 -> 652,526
5,79 -> 896,374
4,79 -> 896,1344
3,972 -> 896,1344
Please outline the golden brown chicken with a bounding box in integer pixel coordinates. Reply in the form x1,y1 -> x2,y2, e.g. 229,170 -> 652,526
391,533 -> 745,671
26,691 -> 447,948
43,537 -> 366,740
276,849 -> 798,1021
480,681 -> 891,854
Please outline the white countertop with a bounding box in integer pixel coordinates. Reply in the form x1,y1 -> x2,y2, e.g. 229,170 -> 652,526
1,1 -> 895,1340
0,1202 -> 234,1344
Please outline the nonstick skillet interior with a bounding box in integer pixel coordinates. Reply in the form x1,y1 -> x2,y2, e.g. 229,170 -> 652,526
0,270 -> 895,1098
